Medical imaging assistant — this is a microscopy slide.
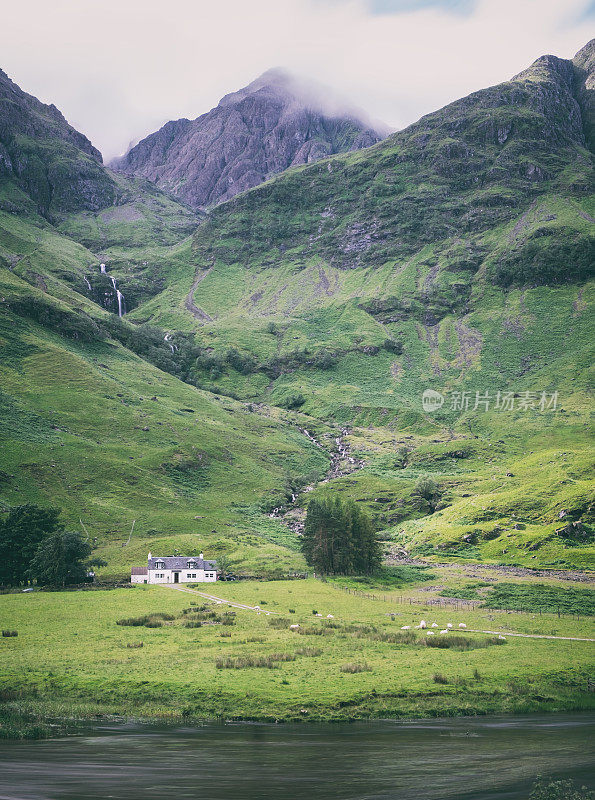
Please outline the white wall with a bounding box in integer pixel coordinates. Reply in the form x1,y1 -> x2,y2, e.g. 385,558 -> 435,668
131,574 -> 147,584
147,569 -> 216,584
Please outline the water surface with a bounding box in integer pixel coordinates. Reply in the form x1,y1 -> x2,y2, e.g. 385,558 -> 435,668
1,714 -> 593,800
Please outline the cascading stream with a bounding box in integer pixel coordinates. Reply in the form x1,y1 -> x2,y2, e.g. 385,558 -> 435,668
100,264 -> 126,317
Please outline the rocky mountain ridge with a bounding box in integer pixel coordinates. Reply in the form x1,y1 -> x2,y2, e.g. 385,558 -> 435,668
111,68 -> 385,209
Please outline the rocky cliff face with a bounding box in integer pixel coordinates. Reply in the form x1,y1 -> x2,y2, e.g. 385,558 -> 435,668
0,69 -> 118,219
111,69 -> 385,209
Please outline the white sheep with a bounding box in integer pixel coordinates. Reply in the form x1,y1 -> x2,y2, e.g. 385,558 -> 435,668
458,623 -> 467,629
289,624 -> 300,630
427,631 -> 435,636
446,623 -> 453,629
431,623 -> 439,628
326,614 -> 334,619
401,625 -> 411,630
498,635 -> 506,640
315,613 -> 322,617
418,620 -> 427,629
439,629 -> 449,634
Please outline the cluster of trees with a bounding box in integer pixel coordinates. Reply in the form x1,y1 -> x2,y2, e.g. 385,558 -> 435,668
301,497 -> 381,575
0,505 -> 105,588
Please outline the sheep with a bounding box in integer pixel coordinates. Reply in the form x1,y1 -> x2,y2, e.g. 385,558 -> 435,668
418,620 -> 427,629
427,631 -> 435,636
458,623 -> 467,629
326,614 -> 334,619
431,623 -> 439,628
439,629 -> 449,635
498,635 -> 506,640
446,623 -> 453,629
315,613 -> 323,617
289,624 -> 300,631
401,625 -> 411,630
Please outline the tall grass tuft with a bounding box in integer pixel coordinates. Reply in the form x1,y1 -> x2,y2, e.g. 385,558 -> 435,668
340,661 -> 373,673
215,653 -> 296,669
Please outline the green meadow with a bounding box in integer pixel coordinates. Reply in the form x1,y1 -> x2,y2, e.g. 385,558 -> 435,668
1,575 -> 593,736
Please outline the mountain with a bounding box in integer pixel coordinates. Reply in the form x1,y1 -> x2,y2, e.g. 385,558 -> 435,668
0,44 -> 593,578
111,69 -> 385,209
131,41 -> 594,568
0,68 -> 117,220
0,68 -> 327,579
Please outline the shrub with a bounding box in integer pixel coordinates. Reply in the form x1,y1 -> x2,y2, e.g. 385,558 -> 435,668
183,621 -> 202,628
295,647 -> 322,656
1,630 -> 18,637
383,338 -> 403,354
281,393 -> 306,410
220,631 -> 232,637
116,613 -> 173,627
297,626 -> 334,636
425,635 -> 506,650
215,653 -> 296,669
126,642 -> 144,648
268,617 -> 291,629
433,673 -> 449,684
340,661 -> 373,673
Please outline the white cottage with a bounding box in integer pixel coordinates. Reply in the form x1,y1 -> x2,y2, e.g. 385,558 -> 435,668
131,552 -> 217,584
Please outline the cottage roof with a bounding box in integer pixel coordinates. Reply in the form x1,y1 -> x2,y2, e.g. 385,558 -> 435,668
131,566 -> 148,575
148,556 -> 217,571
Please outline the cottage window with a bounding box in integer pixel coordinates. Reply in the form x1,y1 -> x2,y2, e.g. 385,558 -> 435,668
187,573 -> 196,578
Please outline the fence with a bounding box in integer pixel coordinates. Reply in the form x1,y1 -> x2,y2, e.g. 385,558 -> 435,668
329,583 -> 590,620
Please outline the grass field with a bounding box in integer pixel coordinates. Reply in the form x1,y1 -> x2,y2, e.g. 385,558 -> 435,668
1,576 -> 593,737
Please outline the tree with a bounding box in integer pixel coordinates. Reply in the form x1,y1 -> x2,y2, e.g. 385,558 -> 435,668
0,504 -> 63,586
414,475 -> 442,512
29,531 -> 99,588
301,497 -> 381,575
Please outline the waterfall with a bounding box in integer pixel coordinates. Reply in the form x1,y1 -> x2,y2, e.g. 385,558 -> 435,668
83,276 -> 92,291
100,265 -> 126,318
116,290 -> 125,318
164,333 -> 177,353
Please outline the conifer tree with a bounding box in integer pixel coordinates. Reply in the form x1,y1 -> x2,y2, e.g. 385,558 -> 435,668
301,497 -> 380,574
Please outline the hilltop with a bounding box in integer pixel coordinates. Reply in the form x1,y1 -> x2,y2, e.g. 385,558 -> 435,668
111,68 -> 385,209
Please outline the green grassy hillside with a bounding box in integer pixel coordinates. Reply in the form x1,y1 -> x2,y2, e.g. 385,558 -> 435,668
0,45 -> 593,575
121,46 -> 594,568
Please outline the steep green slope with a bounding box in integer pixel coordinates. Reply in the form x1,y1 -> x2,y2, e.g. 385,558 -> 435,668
127,43 -> 594,568
0,218 -> 328,578
0,70 -> 330,579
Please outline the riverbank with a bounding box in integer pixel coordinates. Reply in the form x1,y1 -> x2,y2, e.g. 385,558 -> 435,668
1,579 -> 594,738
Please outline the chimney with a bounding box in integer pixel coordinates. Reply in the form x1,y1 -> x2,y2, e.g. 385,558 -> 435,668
199,552 -> 204,560
148,552 -> 152,560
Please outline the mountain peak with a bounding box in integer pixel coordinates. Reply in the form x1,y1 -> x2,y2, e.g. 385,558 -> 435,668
113,71 -> 386,209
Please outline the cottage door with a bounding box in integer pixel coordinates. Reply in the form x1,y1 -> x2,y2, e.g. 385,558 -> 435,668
173,572 -> 179,584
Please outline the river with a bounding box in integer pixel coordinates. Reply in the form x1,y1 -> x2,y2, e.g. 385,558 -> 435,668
0,714 -> 593,799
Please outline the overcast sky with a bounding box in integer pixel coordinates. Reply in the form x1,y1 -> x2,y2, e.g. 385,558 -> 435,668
3,0 -> 593,160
